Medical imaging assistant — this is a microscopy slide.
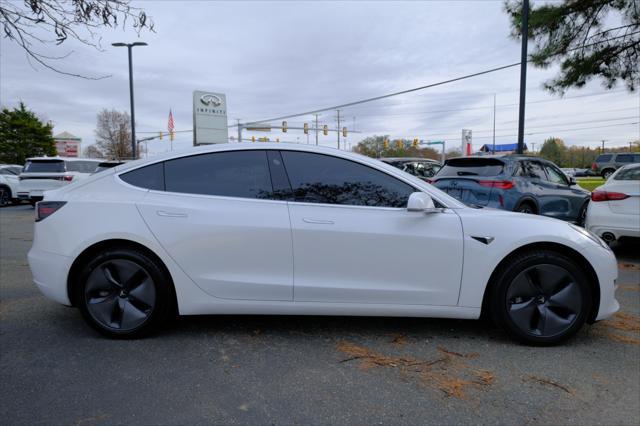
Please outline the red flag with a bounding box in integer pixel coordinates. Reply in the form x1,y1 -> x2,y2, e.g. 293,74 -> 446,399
168,109 -> 175,134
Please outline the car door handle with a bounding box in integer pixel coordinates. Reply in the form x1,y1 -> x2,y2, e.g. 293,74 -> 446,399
156,210 -> 188,218
302,218 -> 334,225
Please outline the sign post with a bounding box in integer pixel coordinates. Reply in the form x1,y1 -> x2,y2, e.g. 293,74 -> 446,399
193,91 -> 229,145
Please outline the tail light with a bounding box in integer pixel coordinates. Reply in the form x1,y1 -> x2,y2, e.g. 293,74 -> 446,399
591,163 -> 597,170
479,180 -> 514,189
36,201 -> 67,222
591,191 -> 629,202
426,178 -> 435,184
62,175 -> 73,181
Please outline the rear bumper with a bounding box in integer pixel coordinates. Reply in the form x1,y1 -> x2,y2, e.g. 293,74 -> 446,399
27,247 -> 72,305
586,205 -> 640,240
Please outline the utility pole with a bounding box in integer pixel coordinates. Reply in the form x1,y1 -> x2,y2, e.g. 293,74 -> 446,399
336,109 -> 341,150
314,114 -> 319,146
516,0 -> 529,155
602,140 -> 606,153
492,93 -> 496,154
531,142 -> 535,153
236,119 -> 242,143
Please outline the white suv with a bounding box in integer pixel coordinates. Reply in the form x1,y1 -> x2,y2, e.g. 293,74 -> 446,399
0,164 -> 23,206
17,157 -> 102,204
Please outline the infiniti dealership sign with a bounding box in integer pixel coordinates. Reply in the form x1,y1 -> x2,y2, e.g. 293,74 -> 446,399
193,90 -> 229,145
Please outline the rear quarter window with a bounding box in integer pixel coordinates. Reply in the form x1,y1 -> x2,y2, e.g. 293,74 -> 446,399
595,154 -> 612,162
65,161 -> 100,173
437,158 -> 505,177
120,163 -> 165,191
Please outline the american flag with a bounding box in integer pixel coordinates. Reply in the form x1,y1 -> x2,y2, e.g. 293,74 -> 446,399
168,109 -> 175,134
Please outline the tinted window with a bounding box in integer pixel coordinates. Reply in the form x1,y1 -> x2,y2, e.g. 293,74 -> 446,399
66,161 -> 100,173
516,161 -> 546,179
267,151 -> 293,200
393,161 -> 440,178
634,154 -> 640,162
165,151 -> 273,199
438,158 -> 504,177
120,163 -> 165,191
24,160 -> 65,173
544,164 -> 568,185
281,151 -> 414,207
614,167 -> 640,180
596,154 -> 612,162
616,154 -> 633,163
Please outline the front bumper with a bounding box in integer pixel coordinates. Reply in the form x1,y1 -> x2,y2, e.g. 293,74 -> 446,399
27,247 -> 72,305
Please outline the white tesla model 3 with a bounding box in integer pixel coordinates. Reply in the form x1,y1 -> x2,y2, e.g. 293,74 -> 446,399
28,144 -> 619,344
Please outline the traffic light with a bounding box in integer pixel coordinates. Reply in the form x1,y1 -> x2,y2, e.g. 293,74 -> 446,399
342,127 -> 347,138
413,138 -> 419,148
323,125 -> 328,136
303,122 -> 309,134
383,139 -> 389,149
282,121 -> 288,133
159,132 -> 163,140
251,136 -> 256,143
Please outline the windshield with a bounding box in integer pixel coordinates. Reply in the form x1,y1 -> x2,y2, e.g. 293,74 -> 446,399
613,166 -> 640,181
437,158 -> 505,177
24,160 -> 65,173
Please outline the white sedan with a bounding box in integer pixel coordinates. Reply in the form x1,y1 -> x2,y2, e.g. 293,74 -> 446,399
28,144 -> 618,345
586,163 -> 640,244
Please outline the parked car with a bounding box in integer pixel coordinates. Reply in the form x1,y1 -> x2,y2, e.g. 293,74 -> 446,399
591,152 -> 640,179
380,157 -> 442,181
586,163 -> 640,245
0,164 -> 24,206
28,144 -> 618,345
431,155 -> 591,225
561,168 -> 576,178
574,168 -> 598,178
17,157 -> 102,204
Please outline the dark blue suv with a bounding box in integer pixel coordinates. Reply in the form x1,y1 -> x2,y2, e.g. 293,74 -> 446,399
431,155 -> 590,224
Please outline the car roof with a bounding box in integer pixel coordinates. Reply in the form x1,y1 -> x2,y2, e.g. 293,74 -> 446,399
25,156 -> 102,162
381,157 -> 440,162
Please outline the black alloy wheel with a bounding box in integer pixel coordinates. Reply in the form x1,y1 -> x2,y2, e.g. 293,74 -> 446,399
516,203 -> 535,214
0,187 -> 11,206
490,250 -> 591,345
76,248 -> 173,338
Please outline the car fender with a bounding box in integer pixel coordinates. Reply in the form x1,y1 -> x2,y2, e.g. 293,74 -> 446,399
455,208 -> 617,320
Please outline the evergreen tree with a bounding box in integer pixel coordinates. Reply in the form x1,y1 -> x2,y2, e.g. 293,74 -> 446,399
0,103 -> 56,165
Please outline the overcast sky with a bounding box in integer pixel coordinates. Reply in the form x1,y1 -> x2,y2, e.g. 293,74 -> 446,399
1,0 -> 639,156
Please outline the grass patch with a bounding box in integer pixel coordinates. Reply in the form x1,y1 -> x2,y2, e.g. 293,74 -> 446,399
577,177 -> 605,192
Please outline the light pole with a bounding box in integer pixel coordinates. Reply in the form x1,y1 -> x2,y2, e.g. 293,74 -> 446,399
112,42 -> 147,159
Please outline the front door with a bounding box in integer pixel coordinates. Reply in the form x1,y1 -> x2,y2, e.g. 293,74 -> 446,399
280,151 -> 464,306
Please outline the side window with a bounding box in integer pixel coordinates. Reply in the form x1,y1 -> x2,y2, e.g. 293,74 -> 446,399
596,154 -> 612,162
616,154 -> 633,163
120,163 -> 165,191
164,150 -> 273,199
634,154 -> 640,162
281,151 -> 415,208
544,164 -> 568,185
266,151 -> 293,200
517,161 -> 546,179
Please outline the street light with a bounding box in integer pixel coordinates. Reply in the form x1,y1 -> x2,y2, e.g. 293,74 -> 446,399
112,41 -> 148,159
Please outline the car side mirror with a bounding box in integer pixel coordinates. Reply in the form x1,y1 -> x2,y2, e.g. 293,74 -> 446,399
407,192 -> 439,213
568,177 -> 577,186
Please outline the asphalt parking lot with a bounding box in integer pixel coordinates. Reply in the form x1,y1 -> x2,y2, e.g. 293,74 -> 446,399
1,204 -> 639,425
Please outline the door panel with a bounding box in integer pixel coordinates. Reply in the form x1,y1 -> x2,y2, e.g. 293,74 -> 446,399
138,192 -> 294,301
289,203 -> 464,306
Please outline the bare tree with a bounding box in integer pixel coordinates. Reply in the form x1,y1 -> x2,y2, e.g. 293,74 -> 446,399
95,109 -> 132,160
82,144 -> 104,158
0,0 -> 154,79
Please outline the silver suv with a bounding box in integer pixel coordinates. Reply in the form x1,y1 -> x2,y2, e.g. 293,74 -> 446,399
592,153 -> 640,179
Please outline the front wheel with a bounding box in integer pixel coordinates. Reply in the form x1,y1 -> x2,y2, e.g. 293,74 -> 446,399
489,250 -> 592,345
0,186 -> 11,207
75,248 -> 173,338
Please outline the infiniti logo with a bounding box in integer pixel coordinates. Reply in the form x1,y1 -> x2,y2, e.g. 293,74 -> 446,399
200,94 -> 222,107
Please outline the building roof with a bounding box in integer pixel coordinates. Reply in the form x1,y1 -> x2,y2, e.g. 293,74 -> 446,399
53,131 -> 81,140
479,143 -> 527,152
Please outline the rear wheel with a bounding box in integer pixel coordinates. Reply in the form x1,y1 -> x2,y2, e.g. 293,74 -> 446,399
515,202 -> 537,215
0,185 -> 11,207
75,248 -> 173,338
489,250 -> 591,345
602,169 -> 614,179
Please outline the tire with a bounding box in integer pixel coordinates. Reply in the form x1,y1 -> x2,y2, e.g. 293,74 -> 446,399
602,169 -> 614,179
515,201 -> 537,215
577,202 -> 588,227
489,249 -> 592,346
0,185 -> 11,207
74,247 -> 173,339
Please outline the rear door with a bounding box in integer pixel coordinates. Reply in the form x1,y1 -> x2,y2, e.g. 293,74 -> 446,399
134,150 -> 294,301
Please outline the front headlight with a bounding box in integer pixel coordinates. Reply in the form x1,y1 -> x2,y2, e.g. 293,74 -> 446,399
568,223 -> 610,250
